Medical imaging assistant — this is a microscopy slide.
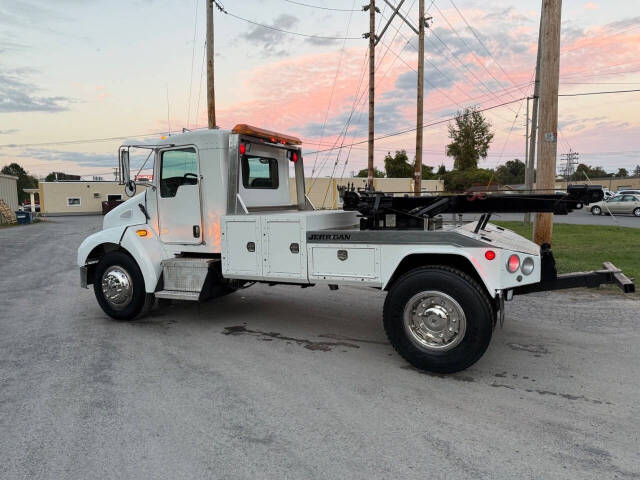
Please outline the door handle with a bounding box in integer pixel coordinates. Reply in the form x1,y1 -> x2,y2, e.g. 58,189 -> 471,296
193,225 -> 200,238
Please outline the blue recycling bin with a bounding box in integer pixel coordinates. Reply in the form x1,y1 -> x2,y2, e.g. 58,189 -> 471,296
15,211 -> 31,224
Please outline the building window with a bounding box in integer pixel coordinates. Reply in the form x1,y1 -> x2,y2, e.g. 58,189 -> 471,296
93,192 -> 101,199
241,155 -> 279,189
107,194 -> 122,202
67,197 -> 81,207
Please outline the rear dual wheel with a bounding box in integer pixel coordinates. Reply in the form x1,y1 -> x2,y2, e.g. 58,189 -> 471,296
383,266 -> 494,374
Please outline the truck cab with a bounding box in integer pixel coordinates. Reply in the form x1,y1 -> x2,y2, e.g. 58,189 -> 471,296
78,124 -> 633,374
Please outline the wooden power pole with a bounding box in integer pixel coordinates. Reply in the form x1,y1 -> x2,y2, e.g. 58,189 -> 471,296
533,0 -> 562,245
414,0 -> 425,197
206,0 -> 216,129
524,10 -> 543,225
367,0 -> 376,188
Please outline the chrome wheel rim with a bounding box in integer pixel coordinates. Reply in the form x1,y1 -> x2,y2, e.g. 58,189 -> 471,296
403,291 -> 466,352
101,266 -> 133,310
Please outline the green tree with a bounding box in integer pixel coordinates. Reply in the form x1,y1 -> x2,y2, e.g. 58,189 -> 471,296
45,171 -> 81,182
572,164 -> 611,181
355,167 -> 384,178
436,164 -> 447,176
443,168 -> 494,192
634,165 -> 640,177
384,150 -> 413,178
495,159 -> 526,185
421,164 -> 436,179
1,163 -> 38,203
446,108 -> 494,170
616,168 -> 628,178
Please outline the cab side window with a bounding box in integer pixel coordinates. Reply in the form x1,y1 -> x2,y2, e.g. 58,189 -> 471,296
160,148 -> 198,198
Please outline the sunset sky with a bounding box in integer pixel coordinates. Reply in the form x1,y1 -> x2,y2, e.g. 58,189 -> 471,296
1,0 -> 639,179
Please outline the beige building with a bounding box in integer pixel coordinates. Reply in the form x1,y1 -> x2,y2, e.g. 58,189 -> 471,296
39,181 -> 147,215
37,177 -> 444,216
0,173 -> 19,213
556,176 -> 640,192
295,177 -> 445,209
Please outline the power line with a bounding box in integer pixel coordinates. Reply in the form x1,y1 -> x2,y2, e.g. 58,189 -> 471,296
558,88 -> 640,97
213,1 -> 361,40
448,0 -> 526,96
310,0 -> 358,178
305,96 -> 526,155
283,0 -> 360,11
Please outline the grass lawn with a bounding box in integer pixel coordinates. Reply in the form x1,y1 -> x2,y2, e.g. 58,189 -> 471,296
494,221 -> 639,289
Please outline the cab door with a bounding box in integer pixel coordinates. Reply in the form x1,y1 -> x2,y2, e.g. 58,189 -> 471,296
157,146 -> 203,244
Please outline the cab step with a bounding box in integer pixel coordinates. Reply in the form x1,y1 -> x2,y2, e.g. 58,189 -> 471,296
154,290 -> 201,301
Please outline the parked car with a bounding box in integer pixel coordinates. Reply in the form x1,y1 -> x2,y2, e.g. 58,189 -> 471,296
21,202 -> 40,212
590,194 -> 640,216
616,189 -> 640,196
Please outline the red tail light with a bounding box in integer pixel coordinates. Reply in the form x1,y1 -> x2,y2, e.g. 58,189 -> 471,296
485,250 -> 496,260
292,152 -> 298,163
239,143 -> 246,155
507,254 -> 520,273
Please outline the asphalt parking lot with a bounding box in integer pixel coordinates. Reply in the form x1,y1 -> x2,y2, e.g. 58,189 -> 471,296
1,216 -> 639,479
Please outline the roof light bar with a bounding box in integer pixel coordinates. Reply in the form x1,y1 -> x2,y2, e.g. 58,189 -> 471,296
232,124 -> 302,146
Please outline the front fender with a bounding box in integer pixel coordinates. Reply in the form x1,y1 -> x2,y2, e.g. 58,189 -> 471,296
120,227 -> 168,293
77,224 -> 168,293
77,225 -> 129,266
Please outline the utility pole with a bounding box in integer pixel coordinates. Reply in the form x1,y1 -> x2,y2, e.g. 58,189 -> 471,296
533,0 -> 562,245
376,1 -> 422,192
367,0 -> 376,188
414,0 -> 425,197
525,11 -> 543,225
206,0 -> 216,129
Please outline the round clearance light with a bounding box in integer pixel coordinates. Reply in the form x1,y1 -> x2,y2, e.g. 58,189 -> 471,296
485,250 -> 496,260
521,257 -> 535,275
506,254 -> 520,273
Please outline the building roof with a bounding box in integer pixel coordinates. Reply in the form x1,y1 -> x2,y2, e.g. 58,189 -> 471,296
0,173 -> 18,181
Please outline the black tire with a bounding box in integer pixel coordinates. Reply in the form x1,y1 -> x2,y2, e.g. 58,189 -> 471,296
634,208 -> 640,217
93,251 -> 155,320
383,266 -> 494,374
591,206 -> 601,215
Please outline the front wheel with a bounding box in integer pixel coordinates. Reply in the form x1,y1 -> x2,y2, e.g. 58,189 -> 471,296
591,206 -> 602,215
634,207 -> 640,217
383,266 -> 494,374
93,251 -> 154,320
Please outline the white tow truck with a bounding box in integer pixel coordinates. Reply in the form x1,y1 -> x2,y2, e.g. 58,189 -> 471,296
78,124 -> 634,373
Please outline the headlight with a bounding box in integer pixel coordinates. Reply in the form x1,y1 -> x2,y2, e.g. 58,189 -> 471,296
521,257 -> 535,275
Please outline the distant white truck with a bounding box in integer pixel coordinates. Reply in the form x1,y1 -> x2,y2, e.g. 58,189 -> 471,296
78,125 -> 634,373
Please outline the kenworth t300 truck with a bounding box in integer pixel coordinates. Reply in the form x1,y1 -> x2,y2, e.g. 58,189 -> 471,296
78,124 -> 634,373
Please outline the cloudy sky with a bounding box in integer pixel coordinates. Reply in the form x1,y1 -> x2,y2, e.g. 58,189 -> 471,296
1,0 -> 639,179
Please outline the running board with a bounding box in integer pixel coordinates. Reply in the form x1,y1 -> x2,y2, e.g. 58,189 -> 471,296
154,290 -> 201,301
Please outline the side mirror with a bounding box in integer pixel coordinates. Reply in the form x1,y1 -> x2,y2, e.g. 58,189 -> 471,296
119,149 -> 130,185
119,149 -> 136,197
